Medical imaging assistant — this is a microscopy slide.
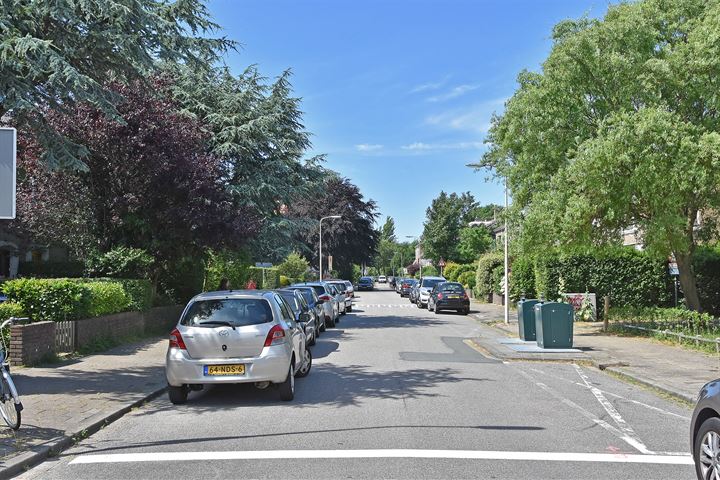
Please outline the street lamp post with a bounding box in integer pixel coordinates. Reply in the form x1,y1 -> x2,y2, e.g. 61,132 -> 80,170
504,178 -> 510,324
319,215 -> 342,281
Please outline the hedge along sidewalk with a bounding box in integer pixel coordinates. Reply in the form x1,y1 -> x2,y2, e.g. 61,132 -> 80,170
0,336 -> 169,479
468,300 -> 715,403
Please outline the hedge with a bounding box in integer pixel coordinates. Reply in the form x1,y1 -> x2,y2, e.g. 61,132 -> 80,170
204,249 -> 252,292
457,271 -> 476,289
77,278 -> 152,311
695,247 -> 720,315
475,252 -> 504,299
247,267 -> 279,289
83,282 -> 131,317
509,256 -> 536,302
443,262 -> 462,282
0,302 -> 25,321
609,306 -> 716,330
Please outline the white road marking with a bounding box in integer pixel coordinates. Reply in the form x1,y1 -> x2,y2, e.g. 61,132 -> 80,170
69,449 -> 693,465
355,304 -> 417,308
573,364 -> 653,455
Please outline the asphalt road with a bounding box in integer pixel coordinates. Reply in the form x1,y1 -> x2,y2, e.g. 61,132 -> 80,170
19,285 -> 696,479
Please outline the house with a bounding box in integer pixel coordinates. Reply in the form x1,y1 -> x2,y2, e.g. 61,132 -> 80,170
0,226 -> 71,279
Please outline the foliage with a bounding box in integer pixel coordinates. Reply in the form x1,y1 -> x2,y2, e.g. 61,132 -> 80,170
610,306 -> 717,330
491,265 -> 505,295
2,278 -> 90,322
352,264 -> 363,283
17,261 -> 84,278
443,262 -> 462,282
509,257 -> 536,302
279,275 -> 291,287
457,271 -> 476,290
79,278 -> 153,312
204,249 -> 251,292
0,0 -> 232,170
247,267 -> 279,289
277,252 -> 310,280
422,192 -> 479,262
421,265 -> 438,277
694,246 -> 720,315
457,227 -> 492,263
85,247 -> 154,279
380,217 -> 397,242
0,302 -> 25,321
406,263 -> 420,277
83,282 -> 131,317
480,0 -> 720,311
475,252 -> 504,299
374,239 -> 397,276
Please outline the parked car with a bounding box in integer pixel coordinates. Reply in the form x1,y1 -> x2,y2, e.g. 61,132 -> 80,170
427,282 -> 470,315
400,279 -> 417,298
409,280 -> 420,303
327,283 -> 346,318
166,290 -> 312,404
291,282 -> 338,327
357,276 -> 374,291
277,288 -> 318,346
328,280 -> 353,312
377,275 -> 387,283
388,276 -> 396,288
416,276 -> 447,308
691,379 -> 720,479
342,280 -> 354,299
286,285 -> 327,333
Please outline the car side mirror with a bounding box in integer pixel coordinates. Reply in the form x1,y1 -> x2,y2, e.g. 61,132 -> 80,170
299,312 -> 309,322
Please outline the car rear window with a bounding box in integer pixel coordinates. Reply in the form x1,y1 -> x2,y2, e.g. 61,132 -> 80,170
181,299 -> 274,327
310,285 -> 326,296
296,289 -> 314,304
421,278 -> 444,289
278,292 -> 301,314
441,283 -> 464,293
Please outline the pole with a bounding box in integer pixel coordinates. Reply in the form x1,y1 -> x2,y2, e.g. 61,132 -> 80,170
674,278 -> 679,307
319,219 -> 323,281
504,178 -> 509,324
603,295 -> 610,332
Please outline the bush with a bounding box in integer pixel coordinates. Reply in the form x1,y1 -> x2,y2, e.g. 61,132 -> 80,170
510,257 -> 536,302
491,265 -> 504,294
695,246 -> 720,315
79,278 -> 152,311
0,302 -> 25,321
83,282 -> 131,317
204,249 -> 251,292
277,252 -> 309,280
443,262 -> 462,282
247,267 -> 279,289
18,261 -> 85,278
475,252 -> 504,299
457,271 -> 476,289
279,275 -> 291,287
2,278 -> 91,322
85,247 -> 154,279
609,306 -> 716,329
421,265 -> 438,277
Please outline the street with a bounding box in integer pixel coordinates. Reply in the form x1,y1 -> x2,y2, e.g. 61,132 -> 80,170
20,285 -> 694,479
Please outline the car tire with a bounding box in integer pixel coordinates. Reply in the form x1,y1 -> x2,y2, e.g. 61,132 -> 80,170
694,416 -> 720,479
278,363 -> 295,401
320,318 -> 327,332
296,348 -> 312,378
168,385 -> 188,405
309,331 -> 317,346
435,307 -> 441,314
327,315 -> 336,328
347,306 -> 352,313
428,301 -> 434,312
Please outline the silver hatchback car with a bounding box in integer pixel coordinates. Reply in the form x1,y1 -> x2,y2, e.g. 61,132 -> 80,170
165,290 -> 312,404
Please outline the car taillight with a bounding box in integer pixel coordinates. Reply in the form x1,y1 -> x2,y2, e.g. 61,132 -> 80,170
169,328 -> 186,350
264,325 -> 286,347
437,293 -> 444,300
319,294 -> 332,301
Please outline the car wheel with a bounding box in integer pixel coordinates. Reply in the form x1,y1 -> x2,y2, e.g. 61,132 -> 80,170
327,315 -> 336,328
428,301 -> 434,312
309,330 -> 317,346
435,307 -> 441,314
320,317 -> 327,332
296,348 -> 312,378
168,385 -> 188,405
278,363 -> 295,401
695,417 -> 720,479
347,306 -> 352,313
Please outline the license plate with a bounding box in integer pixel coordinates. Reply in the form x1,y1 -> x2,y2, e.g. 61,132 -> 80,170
204,364 -> 245,376
448,295 -> 460,299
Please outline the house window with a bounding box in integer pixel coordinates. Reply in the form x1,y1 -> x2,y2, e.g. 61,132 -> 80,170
31,250 -> 42,264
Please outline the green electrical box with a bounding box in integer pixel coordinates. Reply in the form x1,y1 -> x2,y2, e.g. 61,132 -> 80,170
534,302 -> 574,349
517,298 -> 539,341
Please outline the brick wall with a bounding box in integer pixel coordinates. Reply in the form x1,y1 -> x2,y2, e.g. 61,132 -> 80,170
9,321 -> 56,366
143,305 -> 184,334
75,311 -> 145,348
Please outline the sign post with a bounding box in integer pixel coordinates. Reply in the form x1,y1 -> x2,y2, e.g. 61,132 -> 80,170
438,258 -> 446,277
669,262 -> 680,307
0,128 -> 16,220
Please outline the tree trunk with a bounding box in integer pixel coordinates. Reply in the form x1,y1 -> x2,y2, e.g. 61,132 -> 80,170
675,251 -> 702,312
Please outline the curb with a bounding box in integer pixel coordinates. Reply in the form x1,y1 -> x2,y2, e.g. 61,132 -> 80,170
0,385 -> 168,479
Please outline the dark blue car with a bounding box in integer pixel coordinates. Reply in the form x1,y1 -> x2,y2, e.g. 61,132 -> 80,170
357,276 -> 373,291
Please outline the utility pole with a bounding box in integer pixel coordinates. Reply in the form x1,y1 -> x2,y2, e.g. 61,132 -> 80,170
504,178 -> 510,324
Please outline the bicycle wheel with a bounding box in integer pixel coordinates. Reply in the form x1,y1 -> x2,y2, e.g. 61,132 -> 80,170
0,374 -> 20,430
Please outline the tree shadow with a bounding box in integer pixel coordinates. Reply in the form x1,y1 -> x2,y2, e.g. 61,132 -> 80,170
346,315 -> 449,329
0,423 -> 66,461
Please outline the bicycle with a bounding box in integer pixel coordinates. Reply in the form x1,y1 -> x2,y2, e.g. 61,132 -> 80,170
0,317 -> 27,430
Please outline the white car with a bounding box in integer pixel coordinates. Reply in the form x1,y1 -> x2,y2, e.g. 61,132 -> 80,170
378,275 -> 387,283
166,290 -> 312,404
416,276 -> 447,308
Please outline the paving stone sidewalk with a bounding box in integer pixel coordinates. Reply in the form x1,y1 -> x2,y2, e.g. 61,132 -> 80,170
468,300 -> 718,403
0,337 -> 168,478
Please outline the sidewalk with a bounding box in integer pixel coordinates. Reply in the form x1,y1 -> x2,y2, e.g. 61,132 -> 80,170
468,300 -> 718,403
0,337 -> 168,479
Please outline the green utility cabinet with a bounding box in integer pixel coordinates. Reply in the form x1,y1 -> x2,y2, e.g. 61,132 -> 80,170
534,302 -> 574,349
517,298 -> 540,341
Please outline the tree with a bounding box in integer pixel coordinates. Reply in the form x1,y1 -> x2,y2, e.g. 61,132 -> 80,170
421,191 -> 479,262
289,175 -> 379,279
277,252 -> 309,280
480,0 -> 720,311
457,227 -> 492,263
1,0 -> 232,169
380,217 -> 397,242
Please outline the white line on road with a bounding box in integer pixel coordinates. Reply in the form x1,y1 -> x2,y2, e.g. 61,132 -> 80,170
69,449 -> 693,465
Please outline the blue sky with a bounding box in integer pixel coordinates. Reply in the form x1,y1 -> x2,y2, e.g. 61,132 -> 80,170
208,0 -> 615,239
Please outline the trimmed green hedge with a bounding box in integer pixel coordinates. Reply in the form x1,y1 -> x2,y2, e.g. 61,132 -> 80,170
695,247 -> 720,315
0,302 -> 25,321
80,278 -> 152,311
84,282 -> 131,317
509,257 -> 536,302
475,252 -> 504,299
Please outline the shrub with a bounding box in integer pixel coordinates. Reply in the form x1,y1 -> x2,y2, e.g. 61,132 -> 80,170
475,252 -> 504,299
510,257 -> 536,302
491,265 -> 504,295
247,267 -> 279,289
443,262 -> 462,282
421,265 -> 438,277
695,246 -> 720,315
279,275 -> 291,287
2,278 -> 91,322
0,302 -> 25,321
204,249 -> 251,292
79,278 -> 152,311
83,282 -> 131,317
457,271 -> 476,289
277,252 -> 309,280
85,246 -> 154,279
609,306 -> 716,329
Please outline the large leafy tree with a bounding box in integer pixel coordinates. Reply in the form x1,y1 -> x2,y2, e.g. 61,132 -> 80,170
380,217 -> 397,242
0,0 -> 231,169
481,0 -> 720,311
289,175 -> 379,279
421,192 -> 479,262
457,227 -> 492,263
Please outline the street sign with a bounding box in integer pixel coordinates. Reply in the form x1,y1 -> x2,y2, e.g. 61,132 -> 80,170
438,258 -> 446,268
668,262 -> 679,276
0,128 -> 16,220
254,262 -> 273,268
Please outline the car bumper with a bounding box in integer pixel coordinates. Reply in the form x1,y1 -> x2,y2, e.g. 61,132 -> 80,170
166,345 -> 291,386
436,299 -> 470,310
419,293 -> 429,305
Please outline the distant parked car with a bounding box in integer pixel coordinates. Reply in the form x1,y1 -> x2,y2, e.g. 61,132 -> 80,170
277,288 -> 319,346
357,276 -> 374,291
327,283 -> 346,318
285,286 -> 327,333
291,282 -> 339,327
427,282 -> 470,315
166,290 -> 312,404
416,276 -> 447,308
388,276 -> 396,288
400,279 -> 417,298
328,280 -> 353,312
691,379 -> 720,479
377,275 -> 387,283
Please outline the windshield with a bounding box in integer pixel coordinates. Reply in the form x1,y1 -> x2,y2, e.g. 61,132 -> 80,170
360,277 -> 372,283
180,298 -> 273,327
421,278 -> 444,289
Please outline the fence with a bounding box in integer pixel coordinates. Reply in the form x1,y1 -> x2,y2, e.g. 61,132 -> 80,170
55,320 -> 76,352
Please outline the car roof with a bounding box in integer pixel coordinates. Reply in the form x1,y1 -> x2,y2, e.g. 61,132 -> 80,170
191,290 -> 275,301
421,276 -> 447,281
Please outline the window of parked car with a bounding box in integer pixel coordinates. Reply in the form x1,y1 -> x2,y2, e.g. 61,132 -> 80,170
181,298 -> 274,327
292,288 -> 317,305
439,283 -> 464,293
278,292 -> 302,314
273,294 -> 297,327
421,278 -> 445,289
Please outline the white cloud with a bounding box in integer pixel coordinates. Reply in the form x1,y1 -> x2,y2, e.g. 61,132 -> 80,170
410,75 -> 451,94
428,84 -> 481,102
355,144 -> 384,152
401,141 -> 485,151
425,97 -> 507,133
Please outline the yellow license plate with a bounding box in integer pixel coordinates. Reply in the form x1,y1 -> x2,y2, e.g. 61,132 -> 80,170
205,364 -> 245,376
448,295 -> 460,299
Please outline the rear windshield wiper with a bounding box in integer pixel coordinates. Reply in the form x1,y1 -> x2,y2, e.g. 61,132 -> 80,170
196,320 -> 236,330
